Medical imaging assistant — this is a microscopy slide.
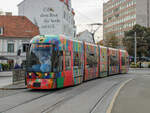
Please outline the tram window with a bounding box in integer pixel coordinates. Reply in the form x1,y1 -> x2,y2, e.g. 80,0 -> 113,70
52,51 -> 63,72
121,57 -> 125,66
87,53 -> 98,68
126,57 -> 129,65
110,55 -> 118,66
65,51 -> 71,70
28,51 -> 40,67
28,44 -> 53,72
73,52 -> 81,68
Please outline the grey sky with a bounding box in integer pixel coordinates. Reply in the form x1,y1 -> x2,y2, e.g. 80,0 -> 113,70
0,0 -> 105,41
72,0 -> 103,24
71,0 -> 104,41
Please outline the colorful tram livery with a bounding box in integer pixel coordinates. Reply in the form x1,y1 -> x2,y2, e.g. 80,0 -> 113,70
26,35 -> 129,89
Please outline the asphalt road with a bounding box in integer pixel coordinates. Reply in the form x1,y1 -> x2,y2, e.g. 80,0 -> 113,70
0,69 -> 149,113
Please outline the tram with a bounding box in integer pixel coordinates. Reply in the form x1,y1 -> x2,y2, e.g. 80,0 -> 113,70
26,35 -> 129,89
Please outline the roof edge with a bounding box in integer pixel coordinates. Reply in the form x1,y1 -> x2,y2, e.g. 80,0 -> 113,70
17,0 -> 25,7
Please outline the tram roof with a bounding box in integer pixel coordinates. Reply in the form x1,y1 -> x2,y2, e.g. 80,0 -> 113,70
30,35 -> 127,53
30,35 -> 83,44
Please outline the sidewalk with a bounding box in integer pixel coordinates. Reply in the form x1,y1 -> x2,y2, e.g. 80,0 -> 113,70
0,71 -> 26,89
0,71 -> 12,77
0,71 -> 12,88
0,82 -> 26,90
111,76 -> 150,113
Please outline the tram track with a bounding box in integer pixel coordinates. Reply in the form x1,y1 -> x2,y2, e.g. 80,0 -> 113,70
0,79 -> 106,113
0,84 -> 83,113
39,78 -> 130,113
0,88 -> 27,99
39,77 -> 130,113
0,89 -> 56,113
89,78 -> 132,113
1,86 -> 81,113
41,93 -> 74,113
0,76 -> 130,113
89,80 -> 123,113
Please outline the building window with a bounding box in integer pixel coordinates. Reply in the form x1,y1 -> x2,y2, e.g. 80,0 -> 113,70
0,27 -> 3,35
22,44 -> 30,52
64,11 -> 66,19
7,43 -> 14,53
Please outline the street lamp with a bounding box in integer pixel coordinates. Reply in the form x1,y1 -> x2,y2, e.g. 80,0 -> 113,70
88,23 -> 103,44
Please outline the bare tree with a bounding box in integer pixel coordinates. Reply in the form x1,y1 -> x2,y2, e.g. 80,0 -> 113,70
104,33 -> 120,48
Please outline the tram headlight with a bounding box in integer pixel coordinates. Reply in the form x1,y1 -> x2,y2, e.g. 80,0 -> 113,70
29,73 -> 32,76
45,73 -> 48,76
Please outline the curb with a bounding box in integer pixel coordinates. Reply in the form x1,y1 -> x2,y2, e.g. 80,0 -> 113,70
0,76 -> 12,77
106,79 -> 133,113
0,81 -> 27,90
13,80 -> 25,85
0,87 -> 27,90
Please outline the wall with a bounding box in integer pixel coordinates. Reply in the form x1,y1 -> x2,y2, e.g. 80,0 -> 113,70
77,30 -> 93,43
136,0 -> 150,27
18,0 -> 75,37
0,37 -> 30,64
62,3 -> 75,37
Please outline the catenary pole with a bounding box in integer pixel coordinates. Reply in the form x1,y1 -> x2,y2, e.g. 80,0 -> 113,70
134,32 -> 137,64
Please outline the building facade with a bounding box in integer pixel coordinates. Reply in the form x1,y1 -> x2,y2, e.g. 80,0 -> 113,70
18,0 -> 76,38
0,15 -> 39,67
103,0 -> 150,38
76,30 -> 93,43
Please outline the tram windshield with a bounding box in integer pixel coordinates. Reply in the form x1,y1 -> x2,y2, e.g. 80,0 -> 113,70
27,44 -> 53,72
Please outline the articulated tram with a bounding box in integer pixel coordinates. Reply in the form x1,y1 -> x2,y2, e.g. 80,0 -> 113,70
26,35 -> 129,89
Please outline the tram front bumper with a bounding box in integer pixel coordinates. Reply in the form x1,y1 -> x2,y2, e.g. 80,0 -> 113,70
27,79 -> 56,89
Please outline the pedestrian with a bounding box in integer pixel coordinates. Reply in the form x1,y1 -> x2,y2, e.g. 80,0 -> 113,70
14,63 -> 20,69
140,62 -> 142,68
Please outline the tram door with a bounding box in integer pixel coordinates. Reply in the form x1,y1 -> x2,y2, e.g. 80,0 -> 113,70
63,51 -> 73,87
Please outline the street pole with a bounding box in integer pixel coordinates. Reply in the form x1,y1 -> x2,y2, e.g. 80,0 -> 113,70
134,32 -> 137,65
89,23 -> 103,44
147,0 -> 150,27
91,33 -> 95,44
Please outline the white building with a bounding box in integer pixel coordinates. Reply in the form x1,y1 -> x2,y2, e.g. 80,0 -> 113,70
76,30 -> 94,43
0,9 -> 4,15
18,0 -> 76,38
0,15 -> 39,67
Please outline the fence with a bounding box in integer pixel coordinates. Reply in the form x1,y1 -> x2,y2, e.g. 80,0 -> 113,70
12,69 -> 26,84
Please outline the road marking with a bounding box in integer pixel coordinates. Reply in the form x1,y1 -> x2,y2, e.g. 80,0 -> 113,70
106,78 -> 133,113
